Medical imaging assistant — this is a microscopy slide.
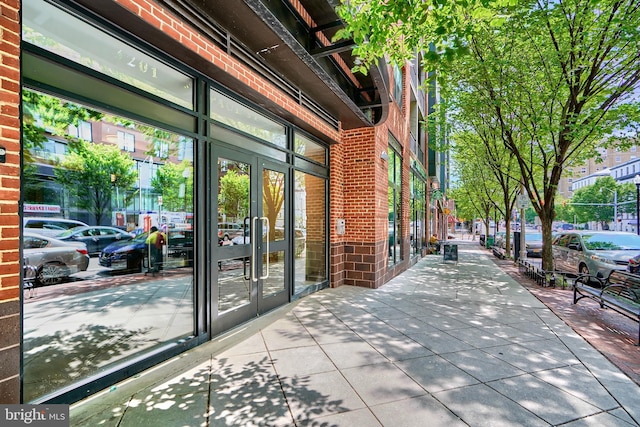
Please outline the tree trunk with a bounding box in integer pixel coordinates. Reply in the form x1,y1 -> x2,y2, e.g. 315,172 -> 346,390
539,207 -> 555,271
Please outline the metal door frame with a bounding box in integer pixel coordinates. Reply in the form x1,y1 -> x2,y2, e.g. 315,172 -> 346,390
210,145 -> 290,335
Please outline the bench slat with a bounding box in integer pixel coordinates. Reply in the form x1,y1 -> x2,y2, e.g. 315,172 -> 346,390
573,270 -> 640,345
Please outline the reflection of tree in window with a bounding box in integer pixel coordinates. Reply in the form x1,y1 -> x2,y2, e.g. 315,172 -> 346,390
151,161 -> 193,211
219,169 -> 249,222
263,169 -> 285,241
55,140 -> 137,224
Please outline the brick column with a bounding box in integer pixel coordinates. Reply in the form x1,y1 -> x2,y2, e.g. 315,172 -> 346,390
0,0 -> 22,403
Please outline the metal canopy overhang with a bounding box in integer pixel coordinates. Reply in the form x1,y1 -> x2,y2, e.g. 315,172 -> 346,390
72,0 -> 388,141
185,0 -> 389,131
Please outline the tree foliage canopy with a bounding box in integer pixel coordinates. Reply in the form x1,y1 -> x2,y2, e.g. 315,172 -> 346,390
338,0 -> 640,270
55,141 -> 137,224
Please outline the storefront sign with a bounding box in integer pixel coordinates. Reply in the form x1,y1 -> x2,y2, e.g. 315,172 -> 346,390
24,204 -> 61,214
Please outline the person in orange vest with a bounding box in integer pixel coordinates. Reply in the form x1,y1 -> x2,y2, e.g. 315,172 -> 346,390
145,226 -> 166,274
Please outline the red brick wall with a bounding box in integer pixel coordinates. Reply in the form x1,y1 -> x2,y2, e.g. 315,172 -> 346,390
329,65 -> 413,289
0,0 -> 22,403
114,0 -> 340,144
329,137 -> 346,287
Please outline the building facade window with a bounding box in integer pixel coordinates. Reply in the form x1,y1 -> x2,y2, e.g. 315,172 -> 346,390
23,0 -> 194,109
20,0 -> 331,405
210,89 -> 287,148
294,170 -> 327,295
410,170 -> 426,257
117,130 -> 135,152
22,89 -> 195,403
68,120 -> 92,141
393,65 -> 403,107
388,138 -> 402,265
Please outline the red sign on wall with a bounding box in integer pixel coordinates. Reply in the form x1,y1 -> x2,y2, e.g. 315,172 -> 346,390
24,204 -> 61,214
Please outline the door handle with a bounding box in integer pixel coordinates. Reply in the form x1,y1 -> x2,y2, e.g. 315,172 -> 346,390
251,216 -> 259,282
243,216 -> 251,281
260,216 -> 269,280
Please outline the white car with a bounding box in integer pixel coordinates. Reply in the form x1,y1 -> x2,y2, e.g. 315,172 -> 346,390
23,231 -> 90,286
23,217 -> 88,237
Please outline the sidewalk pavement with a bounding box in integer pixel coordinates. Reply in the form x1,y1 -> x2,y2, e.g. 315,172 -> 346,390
71,241 -> 640,426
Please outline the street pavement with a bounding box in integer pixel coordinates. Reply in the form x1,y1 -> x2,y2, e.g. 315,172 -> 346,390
70,241 -> 640,426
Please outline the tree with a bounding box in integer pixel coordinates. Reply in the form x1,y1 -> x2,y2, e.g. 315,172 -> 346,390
55,141 -> 137,224
263,169 -> 285,241
151,161 -> 193,212
219,170 -> 249,222
338,0 -> 640,270
570,177 -> 635,228
451,143 -> 504,242
451,124 -> 521,255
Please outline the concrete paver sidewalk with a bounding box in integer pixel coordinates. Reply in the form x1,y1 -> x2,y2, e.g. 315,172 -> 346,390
71,242 -> 640,426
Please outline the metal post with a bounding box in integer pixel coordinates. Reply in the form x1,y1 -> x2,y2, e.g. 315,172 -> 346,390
634,175 -> 640,235
613,190 -> 617,232
636,183 -> 640,235
520,187 -> 526,261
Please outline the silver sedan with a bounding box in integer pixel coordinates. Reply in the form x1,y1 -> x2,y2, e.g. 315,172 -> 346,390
23,231 -> 90,286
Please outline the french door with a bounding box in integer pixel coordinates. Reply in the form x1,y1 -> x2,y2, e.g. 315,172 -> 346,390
212,146 -> 290,335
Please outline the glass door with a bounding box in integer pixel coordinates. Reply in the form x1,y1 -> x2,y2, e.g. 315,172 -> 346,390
212,146 -> 289,335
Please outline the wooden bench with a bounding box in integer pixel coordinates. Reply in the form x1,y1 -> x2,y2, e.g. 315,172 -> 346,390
573,270 -> 640,345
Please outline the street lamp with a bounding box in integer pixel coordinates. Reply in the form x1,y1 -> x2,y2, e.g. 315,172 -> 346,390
634,175 -> 640,235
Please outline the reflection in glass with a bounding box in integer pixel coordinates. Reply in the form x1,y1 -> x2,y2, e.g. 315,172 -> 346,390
388,147 -> 402,265
210,89 -> 287,147
294,133 -> 326,165
23,0 -> 194,109
217,158 -> 251,312
294,172 -> 327,295
410,173 -> 426,256
263,250 -> 286,297
21,89 -> 194,402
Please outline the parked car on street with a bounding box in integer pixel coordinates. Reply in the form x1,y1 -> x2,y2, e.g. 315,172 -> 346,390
23,217 -> 88,237
627,253 -> 640,274
552,231 -> 640,279
524,233 -> 543,258
218,222 -> 244,240
23,231 -> 90,286
99,229 -> 193,273
54,226 -> 134,256
231,227 -> 306,256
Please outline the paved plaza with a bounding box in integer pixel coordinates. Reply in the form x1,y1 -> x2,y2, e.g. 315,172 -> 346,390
71,242 -> 640,426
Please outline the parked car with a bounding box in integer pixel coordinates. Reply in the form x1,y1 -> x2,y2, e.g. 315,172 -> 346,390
54,226 -> 134,256
23,217 -> 88,237
99,229 -> 193,273
231,227 -> 306,256
627,254 -> 640,274
524,233 -> 543,258
552,231 -> 640,279
218,222 -> 244,240
23,231 -> 90,286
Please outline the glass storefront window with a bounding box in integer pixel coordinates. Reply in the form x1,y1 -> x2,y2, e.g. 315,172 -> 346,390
210,89 -> 287,148
294,171 -> 327,294
23,0 -> 194,109
294,133 -> 326,165
22,89 -> 195,402
410,172 -> 426,256
388,145 -> 402,265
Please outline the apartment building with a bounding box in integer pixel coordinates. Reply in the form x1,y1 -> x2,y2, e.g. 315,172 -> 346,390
557,145 -> 639,197
0,0 -> 446,403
